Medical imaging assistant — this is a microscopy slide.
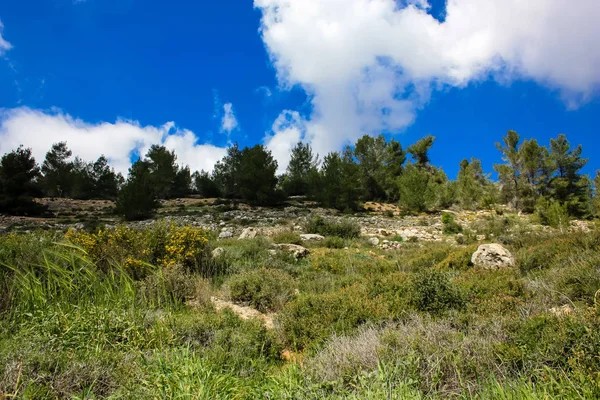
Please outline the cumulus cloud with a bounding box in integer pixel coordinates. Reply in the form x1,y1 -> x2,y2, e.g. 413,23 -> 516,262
221,103 -> 239,134
0,20 -> 12,55
264,110 -> 306,174
255,0 -> 600,161
0,107 -> 227,175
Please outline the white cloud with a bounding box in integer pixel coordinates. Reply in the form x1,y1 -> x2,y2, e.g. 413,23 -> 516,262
221,103 -> 239,134
263,110 -> 306,173
255,0 -> 600,160
0,20 -> 12,55
0,107 -> 227,175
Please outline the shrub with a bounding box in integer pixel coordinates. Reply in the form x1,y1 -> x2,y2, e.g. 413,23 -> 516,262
304,216 -> 361,239
535,198 -> 570,230
137,265 -> 197,307
410,270 -> 465,314
323,236 -> 345,249
441,212 -> 462,234
277,284 -> 387,350
436,246 -> 477,271
271,231 -> 302,245
228,268 -> 296,313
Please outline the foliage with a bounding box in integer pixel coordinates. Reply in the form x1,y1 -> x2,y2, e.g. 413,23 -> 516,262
313,148 -> 361,212
323,236 -> 345,249
282,142 -> 319,197
192,170 -> 221,198
116,159 -> 159,221
228,268 -> 296,313
441,212 -> 463,234
0,146 -> 45,216
304,216 -> 361,239
410,269 -> 465,314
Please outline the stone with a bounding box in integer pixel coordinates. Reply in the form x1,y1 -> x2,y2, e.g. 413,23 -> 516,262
549,304 -> 574,317
275,243 -> 310,259
218,231 -> 233,239
471,244 -> 515,270
239,227 -> 258,240
212,247 -> 225,258
300,233 -> 325,241
368,237 -> 380,246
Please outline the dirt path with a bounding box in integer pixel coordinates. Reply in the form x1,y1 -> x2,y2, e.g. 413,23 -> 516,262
210,297 -> 275,330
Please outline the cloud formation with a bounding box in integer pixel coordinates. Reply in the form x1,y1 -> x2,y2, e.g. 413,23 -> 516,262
0,20 -> 12,55
0,107 -> 227,175
255,0 -> 600,168
221,103 -> 239,134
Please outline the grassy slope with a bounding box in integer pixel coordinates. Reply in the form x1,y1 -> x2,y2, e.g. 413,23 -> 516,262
0,219 -> 599,399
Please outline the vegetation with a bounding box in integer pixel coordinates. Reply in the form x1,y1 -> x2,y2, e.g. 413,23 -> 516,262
1,223 -> 600,398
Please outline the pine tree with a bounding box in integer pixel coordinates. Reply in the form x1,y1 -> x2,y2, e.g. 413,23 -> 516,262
0,146 -> 45,215
116,160 -> 159,221
283,142 -> 318,197
41,142 -> 74,198
237,145 -> 281,206
494,130 -> 523,209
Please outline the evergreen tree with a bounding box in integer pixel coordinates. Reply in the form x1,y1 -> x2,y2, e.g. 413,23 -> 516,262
116,160 -> 159,221
41,142 -> 74,198
456,158 -> 488,210
494,130 -> 523,209
237,145 -> 281,206
91,155 -> 121,200
0,146 -> 45,215
354,135 -> 388,201
283,142 -> 318,196
145,145 -> 179,199
193,170 -> 221,198
407,135 -> 435,168
519,138 -> 552,212
213,143 -> 242,199
316,147 -> 361,212
397,163 -> 434,213
383,139 -> 406,201
549,134 -> 591,218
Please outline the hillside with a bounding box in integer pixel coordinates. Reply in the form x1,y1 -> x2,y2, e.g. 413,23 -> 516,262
1,200 -> 599,399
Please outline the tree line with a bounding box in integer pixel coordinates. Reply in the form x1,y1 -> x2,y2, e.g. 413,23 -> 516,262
0,131 -> 597,223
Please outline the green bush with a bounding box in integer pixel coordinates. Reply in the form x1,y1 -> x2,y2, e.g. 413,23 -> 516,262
441,212 -> 462,234
323,236 -> 345,249
277,284 -> 387,350
228,268 -> 296,313
304,216 -> 361,239
410,269 -> 465,314
271,231 -> 302,245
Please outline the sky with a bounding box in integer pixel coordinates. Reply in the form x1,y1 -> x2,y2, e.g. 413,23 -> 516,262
0,0 -> 599,179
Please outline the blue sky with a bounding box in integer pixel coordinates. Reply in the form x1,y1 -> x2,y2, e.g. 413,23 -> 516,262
0,0 -> 599,178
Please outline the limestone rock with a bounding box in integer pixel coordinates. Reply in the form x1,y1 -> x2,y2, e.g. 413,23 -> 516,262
549,304 -> 574,317
471,244 -> 515,270
211,247 -> 225,258
239,227 -> 258,240
300,233 -> 325,241
275,243 -> 310,259
218,231 -> 233,239
368,237 -> 380,246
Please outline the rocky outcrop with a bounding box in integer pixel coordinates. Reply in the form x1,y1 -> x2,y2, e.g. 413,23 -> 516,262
275,244 -> 310,259
211,247 -> 225,258
239,227 -> 259,240
300,234 -> 325,241
471,244 -> 515,270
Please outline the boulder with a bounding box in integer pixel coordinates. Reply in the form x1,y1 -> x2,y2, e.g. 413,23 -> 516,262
211,247 -> 225,258
275,244 -> 310,259
239,227 -> 258,240
218,231 -> 233,239
471,244 -> 515,270
300,233 -> 325,241
368,237 -> 380,246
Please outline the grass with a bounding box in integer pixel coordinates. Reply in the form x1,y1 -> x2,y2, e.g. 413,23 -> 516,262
1,222 -> 600,398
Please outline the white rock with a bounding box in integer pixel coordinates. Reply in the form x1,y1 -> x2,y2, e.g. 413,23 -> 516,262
211,247 -> 225,258
275,244 -> 310,259
300,234 -> 325,241
368,237 -> 380,246
239,227 -> 258,240
471,244 -> 515,270
218,231 -> 233,239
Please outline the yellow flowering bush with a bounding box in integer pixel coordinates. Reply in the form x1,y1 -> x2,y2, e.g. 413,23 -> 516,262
64,223 -> 212,279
